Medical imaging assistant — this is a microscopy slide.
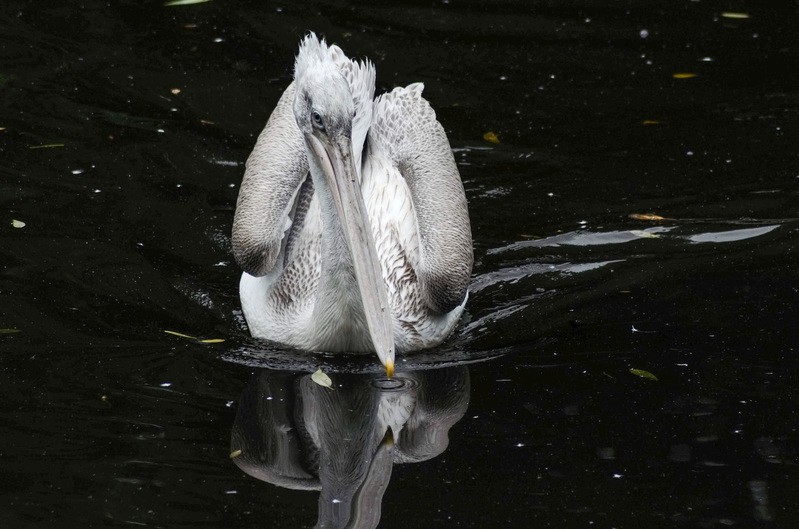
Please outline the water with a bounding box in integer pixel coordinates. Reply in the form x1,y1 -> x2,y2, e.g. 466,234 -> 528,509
2,1 -> 798,527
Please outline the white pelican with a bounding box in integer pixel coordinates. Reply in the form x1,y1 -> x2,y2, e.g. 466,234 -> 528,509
232,34 -> 473,376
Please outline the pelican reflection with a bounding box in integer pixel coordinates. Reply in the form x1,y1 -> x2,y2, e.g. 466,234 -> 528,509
231,366 -> 470,528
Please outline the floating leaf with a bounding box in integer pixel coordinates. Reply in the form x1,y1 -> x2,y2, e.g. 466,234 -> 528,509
311,368 -> 333,389
229,449 -> 242,459
0,328 -> 20,334
164,330 -> 225,344
629,213 -> 666,221
0,127 -> 6,131
630,230 -> 660,239
642,120 -> 660,125
721,12 -> 749,19
170,88 -> 181,95
165,0 -> 212,6
164,330 -> 197,340
483,131 -> 501,144
11,219 -> 25,228
630,368 -> 659,381
29,143 -> 65,149
672,73 -> 697,79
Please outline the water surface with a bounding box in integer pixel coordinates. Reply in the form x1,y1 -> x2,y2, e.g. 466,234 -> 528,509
1,1 -> 798,528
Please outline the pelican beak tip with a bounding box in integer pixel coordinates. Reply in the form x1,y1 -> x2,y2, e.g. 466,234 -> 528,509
385,358 -> 394,378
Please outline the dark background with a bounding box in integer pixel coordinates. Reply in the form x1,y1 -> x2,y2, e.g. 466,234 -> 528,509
1,1 -> 798,527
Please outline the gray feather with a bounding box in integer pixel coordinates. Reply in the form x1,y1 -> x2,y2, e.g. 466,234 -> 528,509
232,82 -> 308,276
369,84 -> 473,313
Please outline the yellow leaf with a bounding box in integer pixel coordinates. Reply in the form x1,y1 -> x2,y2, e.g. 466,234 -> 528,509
673,73 -> 697,79
721,12 -> 749,19
199,338 -> 225,344
170,88 -> 182,95
0,328 -> 21,334
629,213 -> 666,221
483,131 -> 500,144
630,368 -> 659,381
11,219 -> 25,228
229,449 -> 242,459
311,368 -> 333,389
164,330 -> 197,340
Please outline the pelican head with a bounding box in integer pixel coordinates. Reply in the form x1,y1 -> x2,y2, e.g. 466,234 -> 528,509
292,59 -> 355,141
291,34 -> 395,377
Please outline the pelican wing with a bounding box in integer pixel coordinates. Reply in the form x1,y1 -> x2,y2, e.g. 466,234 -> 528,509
232,82 -> 308,276
369,84 -> 473,314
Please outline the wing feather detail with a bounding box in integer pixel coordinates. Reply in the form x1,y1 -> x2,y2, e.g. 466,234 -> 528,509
232,82 -> 308,276
369,84 -> 473,314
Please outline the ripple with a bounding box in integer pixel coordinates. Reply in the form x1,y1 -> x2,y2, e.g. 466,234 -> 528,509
370,376 -> 419,391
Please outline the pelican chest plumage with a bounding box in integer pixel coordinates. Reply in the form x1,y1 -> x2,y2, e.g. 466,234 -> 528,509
232,34 -> 473,376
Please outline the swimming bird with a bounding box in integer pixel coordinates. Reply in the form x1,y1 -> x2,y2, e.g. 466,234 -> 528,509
232,34 -> 472,376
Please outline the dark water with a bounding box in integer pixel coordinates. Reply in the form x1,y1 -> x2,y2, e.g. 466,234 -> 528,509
2,1 -> 798,527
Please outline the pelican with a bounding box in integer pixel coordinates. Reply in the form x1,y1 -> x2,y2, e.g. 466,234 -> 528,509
232,34 -> 473,376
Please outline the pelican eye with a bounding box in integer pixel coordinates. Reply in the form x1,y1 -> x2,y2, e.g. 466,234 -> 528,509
311,110 -> 325,131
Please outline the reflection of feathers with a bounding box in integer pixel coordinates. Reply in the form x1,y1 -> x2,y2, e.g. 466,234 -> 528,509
230,367 -> 469,492
395,366 -> 471,463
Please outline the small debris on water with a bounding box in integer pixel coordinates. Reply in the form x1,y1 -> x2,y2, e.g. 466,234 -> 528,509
29,143 -> 65,149
629,213 -> 666,221
483,131 -> 500,144
629,368 -> 659,381
164,0 -> 212,6
163,330 -> 225,344
311,368 -> 333,389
